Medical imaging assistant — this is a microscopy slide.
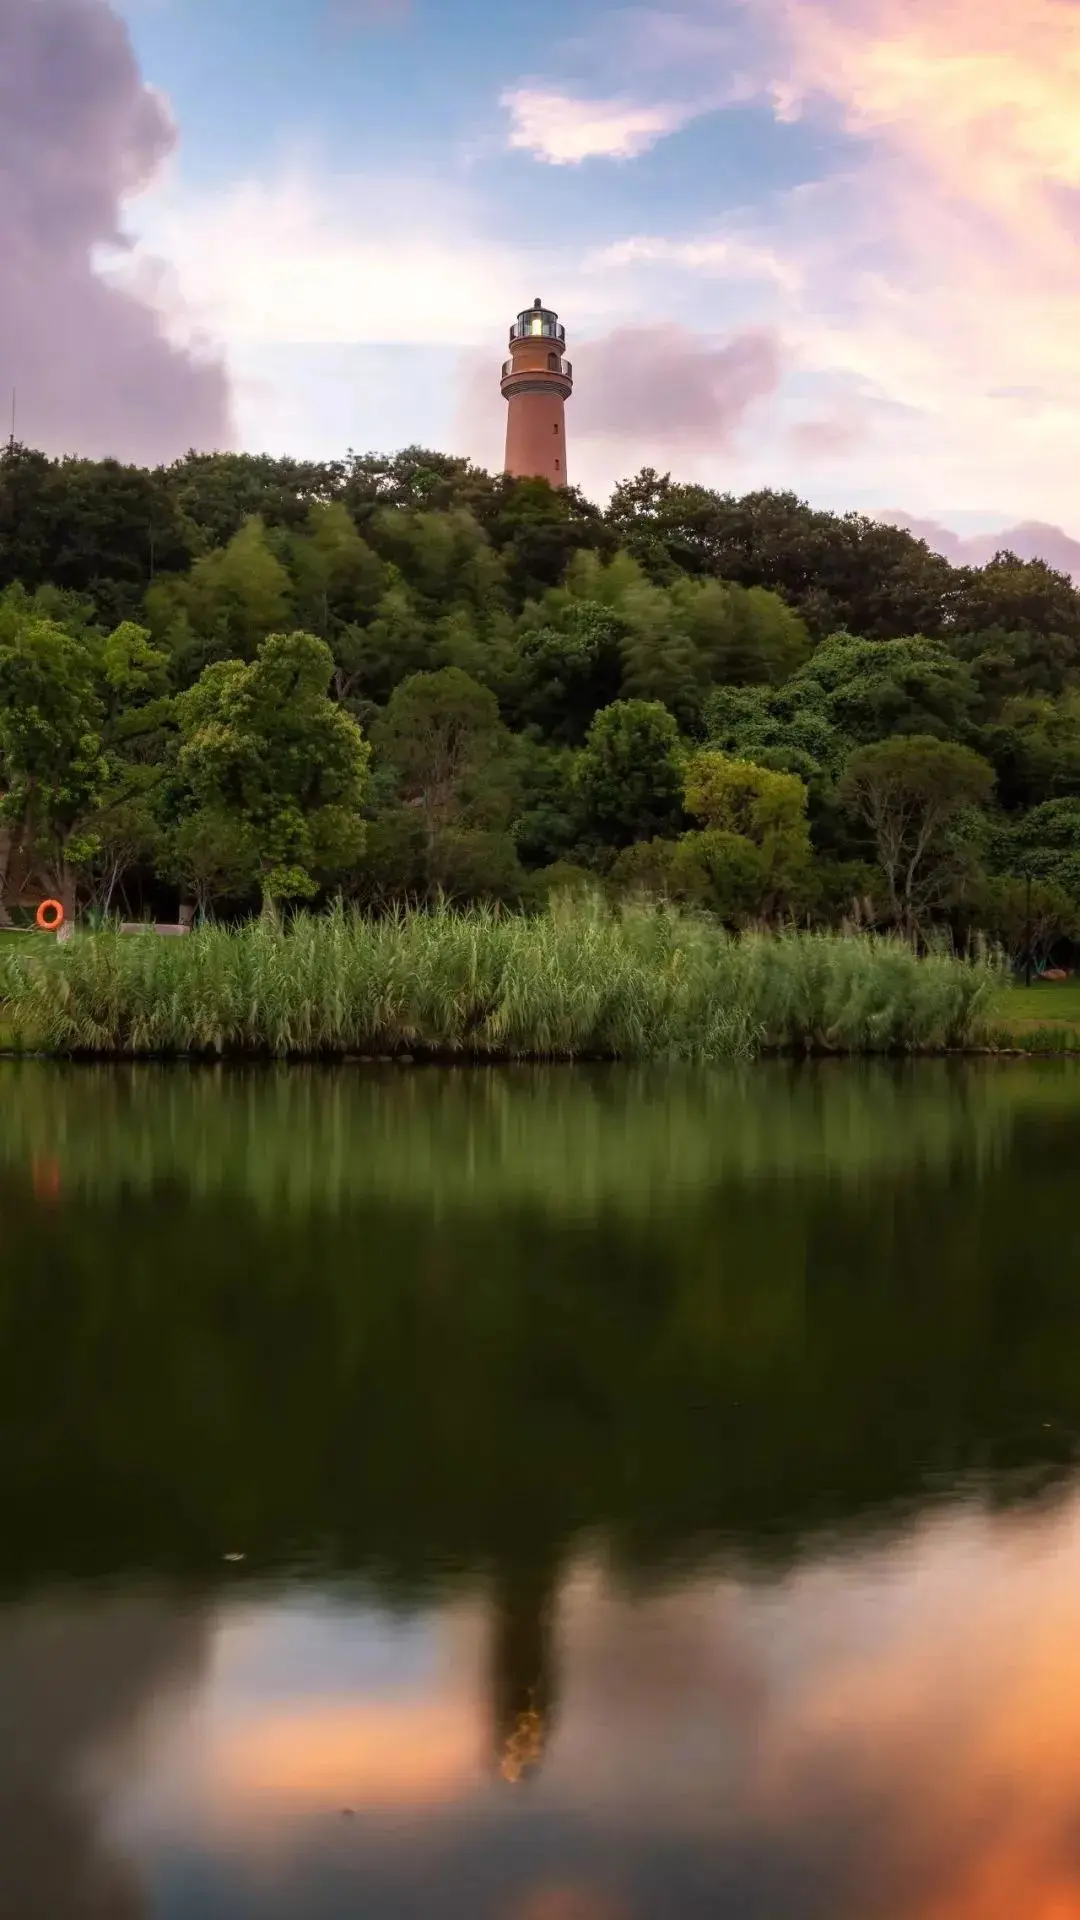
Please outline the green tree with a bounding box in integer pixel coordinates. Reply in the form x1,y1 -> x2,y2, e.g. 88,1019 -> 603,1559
148,517 -> 293,676
483,476 -> 609,597
975,690 -> 1080,810
705,682 -> 841,792
991,800 -> 1080,899
974,875 -> 1079,972
678,577 -> 808,687
510,602 -> 624,744
949,624 -> 1080,712
949,552 -> 1080,644
161,811 -> 258,920
0,443 -> 194,623
75,620 -> 175,915
704,635 -> 983,861
176,630 -> 370,906
512,740 -> 590,868
605,473 -> 956,639
0,612 -> 107,917
347,807 -> 430,908
575,701 -> 684,848
428,827 -> 527,903
374,667 -> 515,840
616,579 -> 704,730
840,736 -> 995,934
683,751 -> 814,916
612,830 -> 771,923
341,584 -> 432,706
285,502 -> 386,643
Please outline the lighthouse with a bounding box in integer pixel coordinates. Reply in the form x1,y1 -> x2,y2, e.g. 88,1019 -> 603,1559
501,298 -> 573,489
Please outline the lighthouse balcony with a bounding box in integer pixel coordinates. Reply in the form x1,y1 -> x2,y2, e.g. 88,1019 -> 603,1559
502,358 -> 572,380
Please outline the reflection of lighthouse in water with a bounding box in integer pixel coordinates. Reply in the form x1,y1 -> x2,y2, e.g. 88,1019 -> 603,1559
490,1568 -> 559,1784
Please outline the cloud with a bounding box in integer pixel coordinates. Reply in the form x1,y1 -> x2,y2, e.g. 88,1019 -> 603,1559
122,164 -> 646,464
787,410 -> 867,458
452,322 -> 784,499
592,233 -> 802,291
586,0 -> 1080,523
751,0 -> 1080,512
208,1699 -> 479,1817
878,512 -> 1080,582
0,0 -> 231,462
766,0 -> 1080,231
571,322 -> 783,449
501,87 -> 696,164
124,170 -> 572,351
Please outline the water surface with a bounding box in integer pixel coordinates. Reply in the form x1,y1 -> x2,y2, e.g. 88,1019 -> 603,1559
3,1061 -> 1080,1919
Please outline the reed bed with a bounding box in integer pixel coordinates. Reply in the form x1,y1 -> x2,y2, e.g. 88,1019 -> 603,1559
0,898 -> 998,1060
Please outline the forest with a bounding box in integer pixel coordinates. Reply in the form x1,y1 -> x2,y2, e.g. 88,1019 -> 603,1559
2,438 -> 1079,960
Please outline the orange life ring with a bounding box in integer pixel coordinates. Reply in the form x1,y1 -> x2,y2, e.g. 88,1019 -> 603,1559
36,899 -> 64,931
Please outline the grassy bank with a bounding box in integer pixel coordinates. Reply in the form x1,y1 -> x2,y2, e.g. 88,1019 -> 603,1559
986,982 -> 1080,1053
0,900 -> 997,1060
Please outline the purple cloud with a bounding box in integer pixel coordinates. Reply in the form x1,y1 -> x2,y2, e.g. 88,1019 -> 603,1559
787,413 -> 868,458
570,324 -> 782,450
0,0 -> 231,462
879,512 -> 1080,583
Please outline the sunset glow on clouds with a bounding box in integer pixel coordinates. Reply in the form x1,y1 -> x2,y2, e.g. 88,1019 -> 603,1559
6,0 -> 1079,561
107,1494 -> 1080,1917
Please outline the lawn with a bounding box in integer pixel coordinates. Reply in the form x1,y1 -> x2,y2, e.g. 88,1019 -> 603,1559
991,980 -> 1080,1050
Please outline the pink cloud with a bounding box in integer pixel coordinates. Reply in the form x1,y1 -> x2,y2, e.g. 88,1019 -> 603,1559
747,0 -> 1080,514
570,322 -> 783,448
0,0 -> 232,462
585,0 -> 1080,521
878,512 -> 1080,582
452,322 -> 784,492
787,409 -> 868,458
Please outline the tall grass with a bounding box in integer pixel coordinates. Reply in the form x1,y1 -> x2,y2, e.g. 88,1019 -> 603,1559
0,897 -> 999,1060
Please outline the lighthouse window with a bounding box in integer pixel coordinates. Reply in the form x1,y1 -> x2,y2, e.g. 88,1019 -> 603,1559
553,422 -> 559,433
547,352 -> 559,370
554,458 -> 560,470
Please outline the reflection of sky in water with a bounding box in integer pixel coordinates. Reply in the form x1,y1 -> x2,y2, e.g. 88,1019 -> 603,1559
34,1487 -> 1080,1918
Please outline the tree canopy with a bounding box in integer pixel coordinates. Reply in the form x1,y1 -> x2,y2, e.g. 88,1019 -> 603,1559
1,439 -> 1078,952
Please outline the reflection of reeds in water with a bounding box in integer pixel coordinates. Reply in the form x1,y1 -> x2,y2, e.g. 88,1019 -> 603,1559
0,1055 -> 1068,1218
0,898 -> 994,1061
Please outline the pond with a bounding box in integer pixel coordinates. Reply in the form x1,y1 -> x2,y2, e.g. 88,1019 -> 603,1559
3,1059 -> 1080,1919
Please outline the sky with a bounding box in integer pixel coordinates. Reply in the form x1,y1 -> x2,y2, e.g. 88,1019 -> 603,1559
3,0 -> 1080,572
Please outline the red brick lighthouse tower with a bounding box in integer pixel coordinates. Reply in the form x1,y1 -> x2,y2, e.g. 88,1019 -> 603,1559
501,298 -> 573,489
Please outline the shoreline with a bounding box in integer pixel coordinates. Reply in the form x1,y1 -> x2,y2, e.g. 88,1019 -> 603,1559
1,1040 -> 1077,1063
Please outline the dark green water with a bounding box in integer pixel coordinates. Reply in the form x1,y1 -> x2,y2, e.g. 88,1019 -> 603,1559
4,1060 -> 1080,1919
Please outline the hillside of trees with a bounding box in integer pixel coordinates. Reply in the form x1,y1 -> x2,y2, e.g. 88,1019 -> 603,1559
2,439 -> 1079,957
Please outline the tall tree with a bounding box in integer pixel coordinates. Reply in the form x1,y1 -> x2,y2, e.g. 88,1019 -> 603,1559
176,630 -> 370,906
575,701 -> 684,848
682,751 -> 814,915
148,517 -> 293,676
840,736 -> 995,935
374,667 -> 514,840
0,612 -> 107,917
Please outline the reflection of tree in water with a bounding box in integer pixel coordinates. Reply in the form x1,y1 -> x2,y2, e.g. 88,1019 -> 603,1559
490,1566 -> 560,1785
2,1071 -> 1080,1612
0,1597 -> 206,1920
